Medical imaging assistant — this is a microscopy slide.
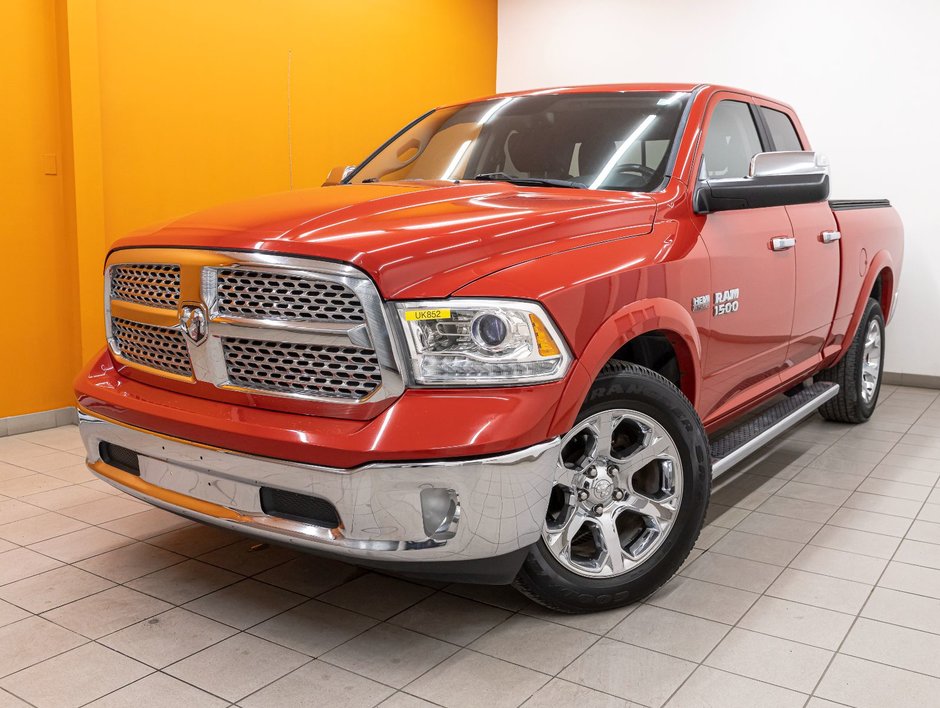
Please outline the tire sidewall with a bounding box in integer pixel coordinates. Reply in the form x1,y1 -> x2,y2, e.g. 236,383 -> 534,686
522,364 -> 710,610
854,300 -> 885,419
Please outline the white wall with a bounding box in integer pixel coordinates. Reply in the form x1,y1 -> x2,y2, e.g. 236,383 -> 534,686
498,0 -> 940,377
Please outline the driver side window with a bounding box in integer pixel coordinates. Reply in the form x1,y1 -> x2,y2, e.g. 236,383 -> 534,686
702,101 -> 763,180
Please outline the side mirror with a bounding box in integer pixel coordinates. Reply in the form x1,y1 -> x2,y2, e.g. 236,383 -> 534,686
694,151 -> 830,214
322,165 -> 357,187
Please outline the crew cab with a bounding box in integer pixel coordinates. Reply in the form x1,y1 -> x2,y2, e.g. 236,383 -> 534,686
76,84 -> 903,612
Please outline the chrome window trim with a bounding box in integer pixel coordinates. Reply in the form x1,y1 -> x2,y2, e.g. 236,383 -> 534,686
105,251 -> 405,405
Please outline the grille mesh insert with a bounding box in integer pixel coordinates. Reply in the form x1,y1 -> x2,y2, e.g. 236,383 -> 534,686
111,264 -> 181,309
217,268 -> 365,323
111,317 -> 192,377
222,338 -> 381,399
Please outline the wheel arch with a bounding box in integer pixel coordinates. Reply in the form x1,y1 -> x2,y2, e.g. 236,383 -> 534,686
549,298 -> 703,436
834,251 -> 896,366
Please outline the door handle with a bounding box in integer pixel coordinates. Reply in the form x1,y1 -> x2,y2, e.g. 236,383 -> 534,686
771,237 -> 796,251
821,230 -> 841,243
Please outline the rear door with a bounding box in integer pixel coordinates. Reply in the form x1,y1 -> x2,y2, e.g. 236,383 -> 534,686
756,104 -> 841,369
695,97 -> 796,413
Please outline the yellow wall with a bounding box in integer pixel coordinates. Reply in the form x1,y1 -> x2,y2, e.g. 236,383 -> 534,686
0,0 -> 81,417
1,0 -> 497,418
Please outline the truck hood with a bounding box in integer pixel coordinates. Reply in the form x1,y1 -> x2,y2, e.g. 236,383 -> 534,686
113,181 -> 657,298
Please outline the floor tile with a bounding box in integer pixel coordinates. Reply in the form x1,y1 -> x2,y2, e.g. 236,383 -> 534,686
869,464 -> 939,487
444,584 -> 529,612
810,525 -> 901,559
646,576 -> 759,624
0,688 -> 29,707
827,507 -> 912,537
766,568 -> 872,614
841,617 -> 940,677
0,566 -> 113,613
84,671 -> 227,708
775,481 -> 852,506
0,601 -> 29,629
248,598 -> 376,656
709,530 -> 804,566
756,495 -> 838,523
28,526 -> 134,564
99,607 -> 237,668
0,474 -> 71,498
666,665 -> 806,708
252,555 -> 361,597
59,495 -> 149,524
407,649 -> 549,708
391,592 -> 510,645
607,604 -> 728,662
907,519 -> 940,545
789,545 -> 888,584
319,573 -> 435,620
164,633 -> 308,703
196,539 -> 297,576
738,595 -> 854,650
0,547 -> 63,585
322,624 -> 457,689
560,637 -> 695,707
470,614 -> 596,674
857,477 -> 931,502
861,587 -> 940,634
0,642 -> 149,708
242,660 -> 395,708
99,508 -> 193,539
19,485 -> 109,511
0,511 -> 87,545
893,538 -> 940,570
816,654 -> 940,708
790,467 -> 866,492
0,499 -> 44,525
0,617 -> 85,677
145,524 -> 242,557
183,578 -> 305,630
704,627 -> 831,693
41,586 -> 171,639
74,542 -> 186,582
125,559 -> 241,604
918,503 -> 940,523
879,560 -> 940,599
733,510 -> 822,543
523,677 -> 633,707
680,550 -> 782,593
520,598 -> 638,635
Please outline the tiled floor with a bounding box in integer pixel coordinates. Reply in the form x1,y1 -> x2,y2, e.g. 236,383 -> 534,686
2,384 -> 940,707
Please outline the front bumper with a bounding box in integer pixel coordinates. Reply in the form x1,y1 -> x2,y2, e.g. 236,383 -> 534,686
78,409 -> 560,569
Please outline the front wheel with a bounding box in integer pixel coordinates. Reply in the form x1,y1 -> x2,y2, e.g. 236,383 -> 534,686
514,361 -> 711,613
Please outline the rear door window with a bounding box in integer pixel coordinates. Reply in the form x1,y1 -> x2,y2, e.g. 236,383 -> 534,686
702,100 -> 763,180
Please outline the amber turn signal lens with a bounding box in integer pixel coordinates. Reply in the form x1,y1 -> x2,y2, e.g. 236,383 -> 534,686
529,313 -> 561,356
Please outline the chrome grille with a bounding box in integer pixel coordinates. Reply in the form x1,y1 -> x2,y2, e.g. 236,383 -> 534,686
221,338 -> 382,400
217,268 -> 365,323
111,318 -> 192,377
111,264 -> 180,309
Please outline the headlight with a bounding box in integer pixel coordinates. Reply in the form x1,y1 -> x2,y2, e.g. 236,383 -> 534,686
395,299 -> 571,386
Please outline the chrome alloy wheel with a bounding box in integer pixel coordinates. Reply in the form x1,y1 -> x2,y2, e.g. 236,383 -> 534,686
542,409 -> 683,578
861,319 -> 882,404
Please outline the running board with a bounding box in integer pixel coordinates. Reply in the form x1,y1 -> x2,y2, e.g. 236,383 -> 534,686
710,382 -> 840,478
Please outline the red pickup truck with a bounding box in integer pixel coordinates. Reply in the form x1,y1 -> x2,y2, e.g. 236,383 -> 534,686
76,83 -> 903,612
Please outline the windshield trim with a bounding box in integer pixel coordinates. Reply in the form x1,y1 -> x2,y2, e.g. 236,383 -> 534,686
343,89 -> 701,193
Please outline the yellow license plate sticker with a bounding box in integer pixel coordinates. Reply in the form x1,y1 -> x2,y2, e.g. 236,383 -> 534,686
404,308 -> 451,321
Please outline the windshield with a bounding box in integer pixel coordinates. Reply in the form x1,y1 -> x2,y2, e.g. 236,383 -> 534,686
349,91 -> 690,192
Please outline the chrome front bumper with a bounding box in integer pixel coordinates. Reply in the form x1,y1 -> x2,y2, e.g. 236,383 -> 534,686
78,411 -> 560,563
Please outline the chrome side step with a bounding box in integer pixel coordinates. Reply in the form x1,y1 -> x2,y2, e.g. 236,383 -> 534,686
710,382 -> 840,478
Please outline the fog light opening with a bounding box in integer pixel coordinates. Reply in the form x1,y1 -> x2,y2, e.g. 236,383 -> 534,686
420,488 -> 460,540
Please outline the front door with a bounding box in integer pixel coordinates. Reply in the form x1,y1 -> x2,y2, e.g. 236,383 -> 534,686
695,98 -> 796,417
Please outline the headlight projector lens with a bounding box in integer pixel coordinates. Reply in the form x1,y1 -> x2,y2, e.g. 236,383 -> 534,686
470,312 -> 510,350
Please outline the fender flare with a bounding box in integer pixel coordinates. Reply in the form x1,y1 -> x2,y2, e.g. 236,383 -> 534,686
548,298 -> 704,435
833,249 -> 895,365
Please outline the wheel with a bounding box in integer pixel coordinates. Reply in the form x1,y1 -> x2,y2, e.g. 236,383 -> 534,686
817,298 -> 885,424
514,361 -> 711,613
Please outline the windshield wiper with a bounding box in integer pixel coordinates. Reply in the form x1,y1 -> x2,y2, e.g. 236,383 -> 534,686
471,172 -> 587,189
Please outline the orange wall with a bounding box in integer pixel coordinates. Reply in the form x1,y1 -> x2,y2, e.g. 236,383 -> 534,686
0,0 -> 81,417
1,0 -> 497,418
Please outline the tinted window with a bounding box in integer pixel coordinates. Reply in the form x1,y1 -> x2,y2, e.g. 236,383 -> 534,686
761,107 -> 803,151
350,92 -> 690,192
702,101 -> 763,180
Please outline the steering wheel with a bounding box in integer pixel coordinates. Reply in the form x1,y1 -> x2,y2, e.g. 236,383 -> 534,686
614,163 -> 658,181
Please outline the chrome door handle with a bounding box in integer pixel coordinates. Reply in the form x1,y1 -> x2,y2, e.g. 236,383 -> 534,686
821,230 -> 841,243
771,237 -> 796,251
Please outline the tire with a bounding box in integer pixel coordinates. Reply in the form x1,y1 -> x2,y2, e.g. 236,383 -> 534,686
817,298 -> 885,424
514,361 -> 711,613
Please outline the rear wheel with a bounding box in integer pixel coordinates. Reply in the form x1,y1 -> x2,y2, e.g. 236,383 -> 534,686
514,361 -> 710,613
818,298 -> 885,423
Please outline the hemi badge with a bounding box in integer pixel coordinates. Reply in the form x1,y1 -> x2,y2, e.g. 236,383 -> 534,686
404,308 -> 451,321
691,295 -> 711,312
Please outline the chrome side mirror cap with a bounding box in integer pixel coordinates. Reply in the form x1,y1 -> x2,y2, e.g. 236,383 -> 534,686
749,151 -> 828,178
323,165 -> 357,187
